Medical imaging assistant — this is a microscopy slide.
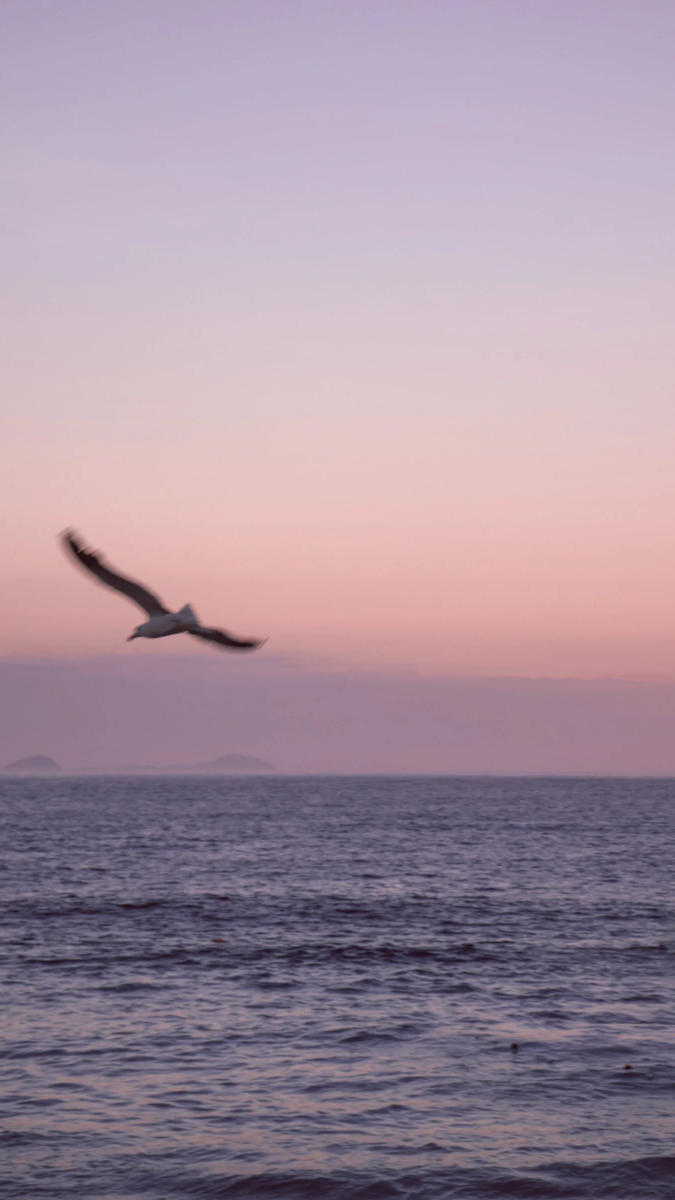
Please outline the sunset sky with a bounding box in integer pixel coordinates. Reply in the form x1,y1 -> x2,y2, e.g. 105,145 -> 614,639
2,2 -> 675,714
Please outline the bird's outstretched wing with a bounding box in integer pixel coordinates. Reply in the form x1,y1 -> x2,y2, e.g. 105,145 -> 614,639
187,626 -> 265,651
60,530 -> 169,617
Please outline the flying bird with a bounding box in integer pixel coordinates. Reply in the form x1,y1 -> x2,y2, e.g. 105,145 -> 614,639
60,530 -> 265,651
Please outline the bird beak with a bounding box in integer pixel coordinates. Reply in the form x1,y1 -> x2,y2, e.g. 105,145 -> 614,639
126,632 -> 137,641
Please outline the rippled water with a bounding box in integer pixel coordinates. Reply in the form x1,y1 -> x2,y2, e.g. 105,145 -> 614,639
1,775 -> 673,1198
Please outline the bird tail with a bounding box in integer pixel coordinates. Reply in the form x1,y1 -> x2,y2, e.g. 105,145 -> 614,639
177,603 -> 199,627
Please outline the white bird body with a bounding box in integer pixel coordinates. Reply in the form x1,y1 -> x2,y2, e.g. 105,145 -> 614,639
133,605 -> 200,640
60,532 -> 265,652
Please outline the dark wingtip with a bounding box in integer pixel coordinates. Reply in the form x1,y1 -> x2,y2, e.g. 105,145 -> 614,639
60,529 -> 96,567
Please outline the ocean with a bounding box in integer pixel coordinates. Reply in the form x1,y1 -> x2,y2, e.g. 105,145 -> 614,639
1,775 -> 673,1199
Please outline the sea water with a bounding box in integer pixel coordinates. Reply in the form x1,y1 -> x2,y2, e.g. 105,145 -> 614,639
1,775 -> 673,1198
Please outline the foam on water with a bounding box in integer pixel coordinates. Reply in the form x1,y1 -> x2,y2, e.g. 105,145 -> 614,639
0,775 -> 673,1198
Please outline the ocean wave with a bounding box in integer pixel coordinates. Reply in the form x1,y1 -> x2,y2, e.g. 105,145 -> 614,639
3,1157 -> 673,1200
2,776 -> 674,1198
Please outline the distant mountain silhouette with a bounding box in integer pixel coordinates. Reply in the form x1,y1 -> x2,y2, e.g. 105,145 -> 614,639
115,753 -> 276,774
198,754 -> 276,773
4,755 -> 61,773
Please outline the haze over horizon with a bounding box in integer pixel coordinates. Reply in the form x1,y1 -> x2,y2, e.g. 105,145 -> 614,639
2,2 -> 674,768
3,653 -> 675,776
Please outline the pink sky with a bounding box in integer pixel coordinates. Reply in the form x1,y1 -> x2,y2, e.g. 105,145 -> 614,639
2,2 -> 675,697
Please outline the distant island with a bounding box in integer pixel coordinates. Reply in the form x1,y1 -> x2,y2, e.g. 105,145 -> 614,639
2,753 -> 276,775
3,755 -> 61,773
114,753 -> 277,775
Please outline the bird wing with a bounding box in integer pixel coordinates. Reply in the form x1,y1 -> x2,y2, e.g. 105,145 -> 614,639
60,530 -> 169,617
187,626 -> 265,651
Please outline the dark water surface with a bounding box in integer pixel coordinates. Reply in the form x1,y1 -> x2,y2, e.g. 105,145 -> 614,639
1,776 -> 673,1198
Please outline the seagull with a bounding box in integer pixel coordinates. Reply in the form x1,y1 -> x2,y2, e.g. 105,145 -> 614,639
60,530 -> 265,651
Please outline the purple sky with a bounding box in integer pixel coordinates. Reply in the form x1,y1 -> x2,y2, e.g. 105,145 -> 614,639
2,4 -> 674,769
3,655 -> 675,775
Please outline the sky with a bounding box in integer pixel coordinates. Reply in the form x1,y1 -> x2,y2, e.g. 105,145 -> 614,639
4,656 -> 675,775
1,3 -> 674,768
